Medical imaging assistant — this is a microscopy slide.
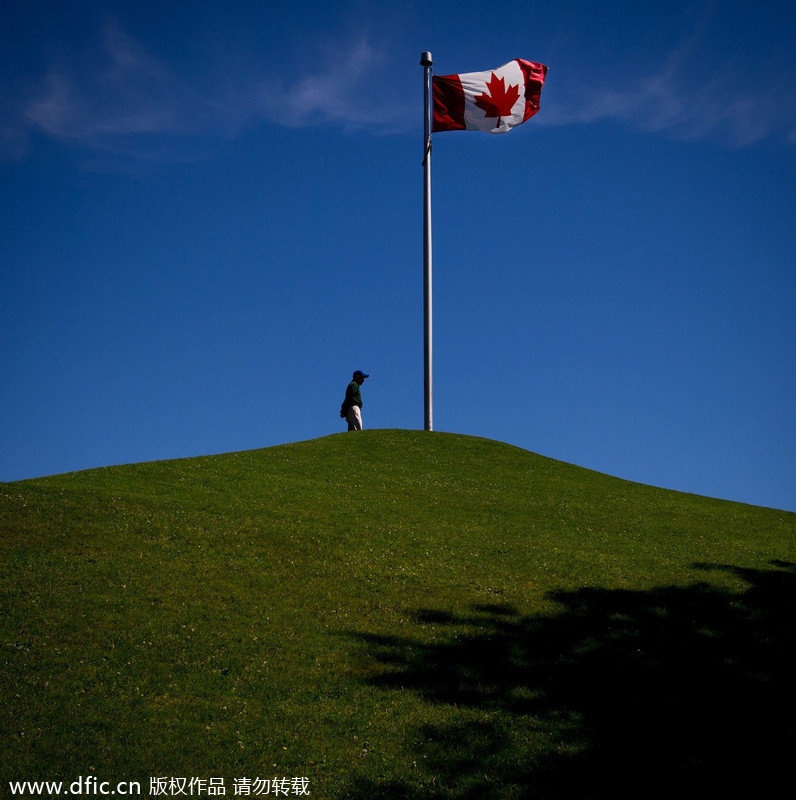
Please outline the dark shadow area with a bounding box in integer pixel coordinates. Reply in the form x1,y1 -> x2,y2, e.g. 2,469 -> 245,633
348,561 -> 796,799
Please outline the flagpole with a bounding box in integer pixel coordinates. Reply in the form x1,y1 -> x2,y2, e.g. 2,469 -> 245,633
421,51 -> 433,432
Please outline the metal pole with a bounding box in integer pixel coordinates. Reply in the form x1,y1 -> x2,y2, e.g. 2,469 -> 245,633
421,51 -> 433,432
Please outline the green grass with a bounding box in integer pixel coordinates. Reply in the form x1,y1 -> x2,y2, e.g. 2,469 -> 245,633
2,430 -> 794,799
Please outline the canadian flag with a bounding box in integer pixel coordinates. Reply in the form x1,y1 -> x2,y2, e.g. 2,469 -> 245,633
432,59 -> 548,134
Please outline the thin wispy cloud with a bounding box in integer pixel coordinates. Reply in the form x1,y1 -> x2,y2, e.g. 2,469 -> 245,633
2,24 -> 410,165
21,24 -> 238,155
542,66 -> 796,148
256,39 -> 412,133
541,7 -> 796,149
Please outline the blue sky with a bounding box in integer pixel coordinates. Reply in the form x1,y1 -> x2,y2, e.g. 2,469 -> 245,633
2,0 -> 795,512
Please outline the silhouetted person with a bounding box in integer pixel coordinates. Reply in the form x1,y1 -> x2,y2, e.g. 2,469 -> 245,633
341,370 -> 368,431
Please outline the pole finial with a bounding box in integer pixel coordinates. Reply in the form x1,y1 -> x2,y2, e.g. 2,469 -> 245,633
420,51 -> 433,67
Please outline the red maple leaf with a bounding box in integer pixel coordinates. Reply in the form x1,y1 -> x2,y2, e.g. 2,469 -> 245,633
474,72 -> 521,127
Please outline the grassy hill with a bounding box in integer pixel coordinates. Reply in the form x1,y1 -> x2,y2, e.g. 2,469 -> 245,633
2,430 -> 794,799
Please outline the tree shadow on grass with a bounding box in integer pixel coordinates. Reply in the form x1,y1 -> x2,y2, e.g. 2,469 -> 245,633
348,561 -> 795,799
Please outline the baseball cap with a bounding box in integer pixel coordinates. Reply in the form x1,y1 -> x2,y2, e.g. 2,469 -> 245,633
353,370 -> 369,379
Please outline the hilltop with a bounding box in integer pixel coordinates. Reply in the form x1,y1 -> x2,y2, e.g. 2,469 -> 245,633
2,430 -> 794,799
